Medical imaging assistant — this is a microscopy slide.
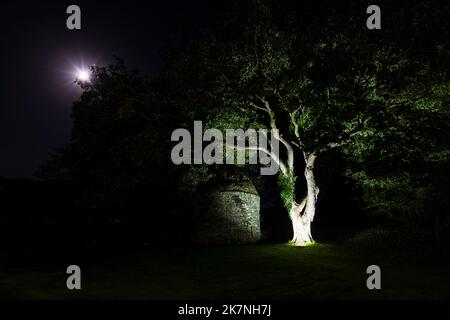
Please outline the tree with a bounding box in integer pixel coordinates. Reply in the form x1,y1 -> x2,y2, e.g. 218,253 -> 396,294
167,0 -> 450,245
39,58 -> 177,208
38,58 -> 196,242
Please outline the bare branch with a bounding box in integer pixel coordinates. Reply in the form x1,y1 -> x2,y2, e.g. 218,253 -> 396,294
255,95 -> 272,113
291,140 -> 302,149
289,110 -> 304,150
277,133 -> 295,172
226,143 -> 289,176
248,101 -> 270,113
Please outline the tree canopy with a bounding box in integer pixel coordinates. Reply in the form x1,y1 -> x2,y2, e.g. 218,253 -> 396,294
39,0 -> 450,243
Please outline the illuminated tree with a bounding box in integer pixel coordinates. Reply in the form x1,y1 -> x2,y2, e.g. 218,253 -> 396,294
168,0 -> 450,245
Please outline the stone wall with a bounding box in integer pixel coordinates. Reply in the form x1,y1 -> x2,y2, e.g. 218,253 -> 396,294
192,181 -> 261,244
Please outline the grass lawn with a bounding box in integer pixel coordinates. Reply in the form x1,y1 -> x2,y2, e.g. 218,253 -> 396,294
0,243 -> 449,299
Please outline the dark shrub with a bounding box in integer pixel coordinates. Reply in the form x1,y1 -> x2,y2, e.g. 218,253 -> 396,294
349,226 -> 449,255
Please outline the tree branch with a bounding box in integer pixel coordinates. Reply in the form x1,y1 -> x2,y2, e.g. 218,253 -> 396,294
248,101 -> 270,113
251,96 -> 296,173
289,110 -> 303,149
317,116 -> 372,153
226,143 -> 289,176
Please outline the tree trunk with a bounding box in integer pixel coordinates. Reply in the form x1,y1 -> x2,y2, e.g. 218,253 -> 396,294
290,199 -> 313,245
289,153 -> 319,246
303,153 -> 319,223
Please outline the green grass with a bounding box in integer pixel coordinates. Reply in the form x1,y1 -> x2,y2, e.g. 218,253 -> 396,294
0,243 -> 449,299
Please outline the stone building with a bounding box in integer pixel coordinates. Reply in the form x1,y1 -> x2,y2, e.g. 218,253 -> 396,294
191,180 -> 261,244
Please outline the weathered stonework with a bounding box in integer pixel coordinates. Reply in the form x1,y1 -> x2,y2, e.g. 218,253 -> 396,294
192,181 -> 261,244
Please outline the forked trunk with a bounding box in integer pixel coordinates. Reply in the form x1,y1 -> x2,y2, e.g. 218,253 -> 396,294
290,200 -> 313,245
289,153 -> 319,246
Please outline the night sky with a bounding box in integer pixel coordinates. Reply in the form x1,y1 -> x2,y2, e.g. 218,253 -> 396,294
0,1 -> 228,178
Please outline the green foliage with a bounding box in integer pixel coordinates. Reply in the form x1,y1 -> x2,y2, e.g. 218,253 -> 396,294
345,104 -> 450,224
349,227 -> 450,254
277,174 -> 296,211
350,227 -> 393,251
39,0 -> 450,226
38,58 -> 181,208
168,0 -> 450,225
348,167 -> 450,225
169,0 -> 450,155
178,165 -> 213,189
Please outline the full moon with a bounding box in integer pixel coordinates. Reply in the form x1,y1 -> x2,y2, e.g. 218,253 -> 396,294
76,69 -> 90,82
